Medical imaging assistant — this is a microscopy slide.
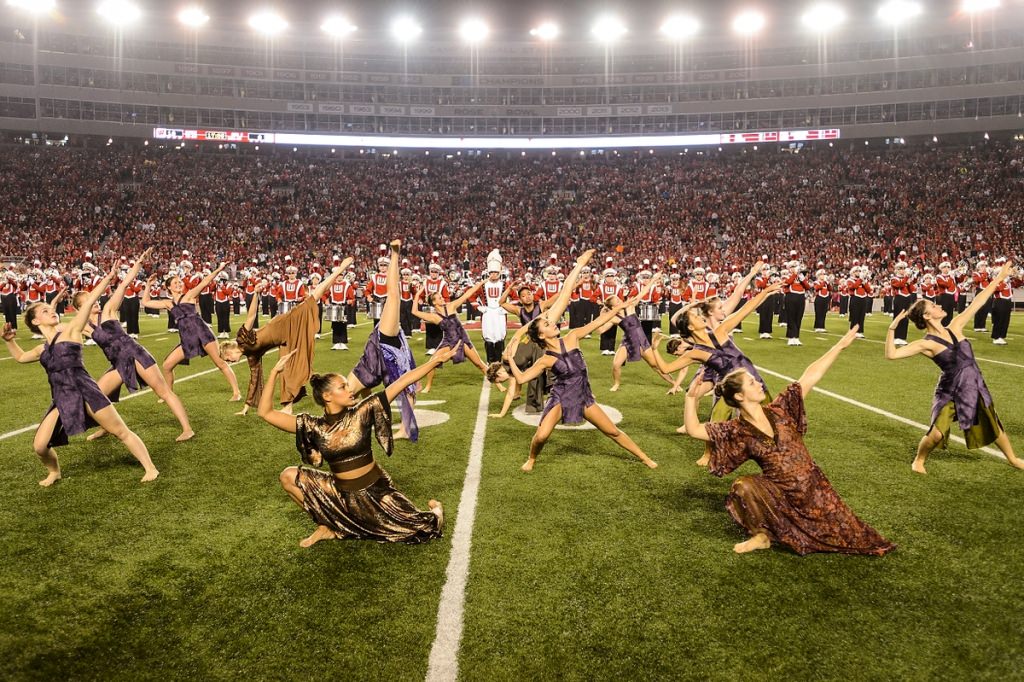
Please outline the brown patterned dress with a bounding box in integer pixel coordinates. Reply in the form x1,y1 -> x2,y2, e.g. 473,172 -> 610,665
237,296 -> 319,408
291,392 -> 443,544
705,383 -> 895,556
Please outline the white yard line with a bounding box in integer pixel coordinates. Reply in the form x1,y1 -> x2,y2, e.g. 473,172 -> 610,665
755,365 -> 1003,460
425,377 -> 492,682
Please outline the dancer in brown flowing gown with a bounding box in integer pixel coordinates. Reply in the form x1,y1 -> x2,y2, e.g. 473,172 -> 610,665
683,326 -> 895,556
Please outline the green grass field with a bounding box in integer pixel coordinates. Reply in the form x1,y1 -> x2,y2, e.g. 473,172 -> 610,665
1,309 -> 1023,681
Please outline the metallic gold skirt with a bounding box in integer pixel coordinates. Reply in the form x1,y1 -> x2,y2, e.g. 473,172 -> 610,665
293,465 -> 443,544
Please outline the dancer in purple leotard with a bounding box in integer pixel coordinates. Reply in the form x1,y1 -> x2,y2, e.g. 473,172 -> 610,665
596,274 -> 674,392
505,249 -> 657,473
3,264 -> 159,485
886,259 -> 1023,474
411,278 -> 490,393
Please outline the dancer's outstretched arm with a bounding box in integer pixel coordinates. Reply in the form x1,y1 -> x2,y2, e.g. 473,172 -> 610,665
506,338 -> 555,384
241,282 -> 265,331
2,324 -> 43,363
951,260 -> 1013,334
797,326 -> 857,398
310,259 -> 351,301
141,275 -> 172,311
411,289 -> 443,324
544,249 -> 595,323
259,350 -> 299,432
385,344 -> 461,403
885,311 -> 931,360
68,265 -> 116,340
104,248 -> 152,319
570,298 -> 631,341
722,261 -> 763,316
716,282 -> 782,339
626,274 -> 661,316
683,370 -> 711,441
183,262 -> 227,303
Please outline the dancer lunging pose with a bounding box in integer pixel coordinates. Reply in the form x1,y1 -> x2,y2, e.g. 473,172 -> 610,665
259,343 -> 461,546
142,262 -> 241,400
411,279 -> 490,393
599,274 -> 674,392
885,260 -> 1023,474
222,259 -> 352,416
3,264 -> 159,485
684,327 -> 895,556
506,249 -> 658,472
75,249 -> 194,442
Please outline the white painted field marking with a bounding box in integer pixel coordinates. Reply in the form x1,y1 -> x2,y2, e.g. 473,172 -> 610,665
755,365 -> 1003,460
0,353 -> 271,442
818,331 -> 1024,370
425,377 -> 491,682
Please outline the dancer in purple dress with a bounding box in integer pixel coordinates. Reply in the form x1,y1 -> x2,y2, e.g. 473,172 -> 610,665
886,259 -> 1022,474
3,264 -> 159,485
346,240 -> 419,441
597,274 -> 674,392
684,327 -> 894,556
73,249 -> 194,442
142,261 -> 241,401
505,250 -> 657,472
411,279 -> 490,393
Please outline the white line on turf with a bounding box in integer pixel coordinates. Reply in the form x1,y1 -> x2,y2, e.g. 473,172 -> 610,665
0,353 -> 271,442
755,365 -> 1003,459
817,331 -> 1024,369
425,377 -> 492,682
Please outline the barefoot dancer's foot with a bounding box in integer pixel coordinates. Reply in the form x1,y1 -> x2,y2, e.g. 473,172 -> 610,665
696,444 -> 711,467
157,398 -> 165,404
675,425 -> 687,434
521,457 -> 536,472
176,430 -> 195,442
734,533 -> 771,554
39,472 -> 62,487
642,457 -> 658,469
394,427 -> 409,440
609,384 -> 620,392
497,383 -> 507,393
429,499 -> 444,527
140,468 -> 160,483
912,456 -> 928,475
86,428 -> 109,442
300,525 -> 337,548
229,393 -> 242,402
420,386 -> 431,394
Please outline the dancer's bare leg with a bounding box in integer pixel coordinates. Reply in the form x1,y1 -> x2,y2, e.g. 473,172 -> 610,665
279,466 -> 305,507
913,427 -> 944,474
379,241 -> 402,338
641,349 -> 675,384
138,361 -> 194,441
993,430 -> 1024,470
524,404 -> 561,472
583,403 -> 657,468
31,409 -> 62,487
203,340 -> 240,400
88,404 -> 159,482
465,345 -> 489,374
161,346 -> 185,392
610,346 -> 626,391
87,370 -> 123,441
422,368 -> 436,393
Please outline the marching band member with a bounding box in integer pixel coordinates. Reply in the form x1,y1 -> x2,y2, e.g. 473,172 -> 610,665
990,257 -> 1015,346
631,268 -> 663,341
598,266 -> 623,355
667,271 -> 685,337
971,257 -> 993,332
755,258 -> 774,339
1,264 -> 19,329
848,266 -> 872,337
812,269 -> 831,333
399,265 -> 415,338
215,272 -> 233,339
243,261 -> 261,329
368,248 -> 391,326
198,264 -> 216,325
783,259 -> 809,346
422,260 -> 451,356
478,251 -> 509,364
328,269 -> 357,351
935,261 -> 958,326
890,261 -> 917,346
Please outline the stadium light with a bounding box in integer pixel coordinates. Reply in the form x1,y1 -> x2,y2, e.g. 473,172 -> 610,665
660,14 -> 700,41
459,17 -> 489,44
321,15 -> 357,38
961,0 -> 1000,12
6,0 -> 57,14
530,21 -> 560,41
592,15 -> 627,43
248,9 -> 286,35
96,0 -> 141,26
732,9 -> 766,36
801,3 -> 847,32
391,16 -> 422,43
877,1 -> 922,25
177,5 -> 209,28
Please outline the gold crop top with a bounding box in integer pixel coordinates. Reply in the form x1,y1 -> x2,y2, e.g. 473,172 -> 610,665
294,393 -> 393,474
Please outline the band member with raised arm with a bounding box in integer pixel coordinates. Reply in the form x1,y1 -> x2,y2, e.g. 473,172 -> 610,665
143,262 -> 241,400
74,249 -> 194,442
222,259 -> 351,416
258,343 -> 462,547
411,278 -> 489,394
3,264 -> 159,485
885,260 -> 1022,474
506,250 -> 658,472
684,327 -> 895,556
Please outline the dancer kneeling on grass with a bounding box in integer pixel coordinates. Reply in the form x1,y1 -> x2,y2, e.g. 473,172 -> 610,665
411,278 -> 493,394
3,264 -> 159,485
885,259 -> 1023,474
142,262 -> 241,401
76,249 -> 194,442
222,258 -> 352,416
259,344 -> 461,546
684,327 -> 895,556
598,273 -> 674,392
506,249 -> 658,472
345,240 -> 419,441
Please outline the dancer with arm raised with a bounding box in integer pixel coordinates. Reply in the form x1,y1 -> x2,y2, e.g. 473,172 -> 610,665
411,278 -> 487,394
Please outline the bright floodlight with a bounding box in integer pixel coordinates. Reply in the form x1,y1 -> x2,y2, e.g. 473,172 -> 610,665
660,14 -> 700,40
321,15 -> 357,38
248,9 -> 287,35
732,9 -> 766,35
177,6 -> 209,28
459,17 -> 489,44
6,0 -> 57,13
391,16 -> 422,43
877,0 -> 922,25
801,3 -> 846,32
96,0 -> 141,26
592,15 -> 627,43
962,0 -> 1000,12
530,21 -> 560,41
